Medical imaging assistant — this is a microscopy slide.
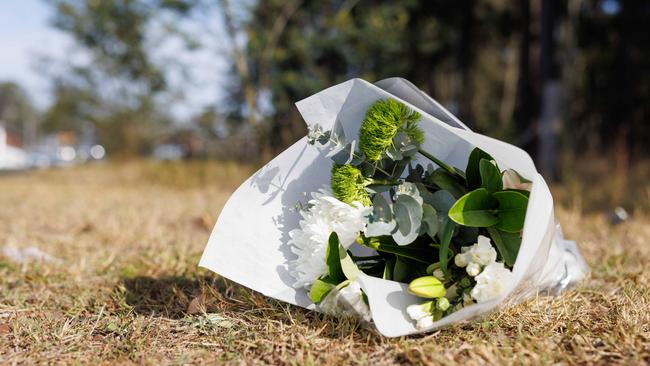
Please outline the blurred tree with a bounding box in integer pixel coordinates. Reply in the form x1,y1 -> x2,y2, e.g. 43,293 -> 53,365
0,82 -> 38,146
243,0 -> 519,152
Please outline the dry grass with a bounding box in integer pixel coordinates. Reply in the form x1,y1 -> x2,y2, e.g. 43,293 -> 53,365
0,160 -> 648,365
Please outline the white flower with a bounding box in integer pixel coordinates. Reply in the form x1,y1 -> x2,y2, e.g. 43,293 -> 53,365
406,301 -> 433,321
466,262 -> 481,277
318,280 -> 371,322
289,189 -> 371,289
416,315 -> 435,330
471,262 -> 513,303
454,235 -> 497,270
502,169 -> 532,191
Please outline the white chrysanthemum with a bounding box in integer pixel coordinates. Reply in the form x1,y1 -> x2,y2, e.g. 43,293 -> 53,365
470,262 -> 513,302
289,189 -> 371,289
454,235 -> 497,269
318,280 -> 372,322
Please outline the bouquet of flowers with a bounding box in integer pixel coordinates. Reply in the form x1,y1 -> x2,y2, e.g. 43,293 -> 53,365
200,78 -> 588,336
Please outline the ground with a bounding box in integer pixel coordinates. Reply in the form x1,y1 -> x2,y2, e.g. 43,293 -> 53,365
0,161 -> 648,365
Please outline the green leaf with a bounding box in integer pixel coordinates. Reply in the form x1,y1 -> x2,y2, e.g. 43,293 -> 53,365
487,227 -> 521,267
430,190 -> 456,214
428,169 -> 467,198
479,159 -> 502,193
493,191 -> 529,232
309,278 -> 335,303
421,204 -> 439,239
448,188 -> 499,227
393,257 -> 411,283
325,233 -> 345,282
383,257 -> 395,280
338,245 -> 362,281
438,219 -> 455,275
466,148 -> 494,189
408,276 -> 446,298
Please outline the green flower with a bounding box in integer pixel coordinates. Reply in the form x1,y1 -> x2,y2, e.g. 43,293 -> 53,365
330,164 -> 371,206
358,98 -> 423,161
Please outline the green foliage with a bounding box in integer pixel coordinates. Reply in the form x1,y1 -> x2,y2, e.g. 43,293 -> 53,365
486,227 -> 521,267
492,191 -> 529,232
448,188 -> 499,227
330,164 -> 371,206
479,159 -> 503,193
325,233 -> 345,283
358,99 -> 422,161
466,148 -> 495,190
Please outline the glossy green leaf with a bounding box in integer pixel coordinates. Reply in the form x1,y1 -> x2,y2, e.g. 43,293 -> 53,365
493,190 -> 529,232
479,159 -> 502,193
438,219 -> 455,275
466,148 -> 494,189
448,188 -> 499,227
339,245 -> 362,281
325,233 -> 345,282
309,278 -> 335,304
487,227 -> 521,266
429,169 -> 467,198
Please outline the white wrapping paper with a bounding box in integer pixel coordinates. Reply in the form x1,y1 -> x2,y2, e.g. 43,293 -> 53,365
199,78 -> 588,337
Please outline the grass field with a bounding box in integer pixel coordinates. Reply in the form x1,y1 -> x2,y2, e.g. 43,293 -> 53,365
1,161 -> 648,365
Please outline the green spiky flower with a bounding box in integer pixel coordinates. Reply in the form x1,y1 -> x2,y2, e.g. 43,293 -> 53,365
358,98 -> 423,161
330,164 -> 371,206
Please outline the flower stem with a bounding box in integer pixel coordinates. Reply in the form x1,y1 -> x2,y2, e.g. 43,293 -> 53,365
417,149 -> 463,178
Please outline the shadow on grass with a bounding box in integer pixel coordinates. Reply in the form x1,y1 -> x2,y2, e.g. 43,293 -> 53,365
120,275 -> 219,319
118,274 -> 381,340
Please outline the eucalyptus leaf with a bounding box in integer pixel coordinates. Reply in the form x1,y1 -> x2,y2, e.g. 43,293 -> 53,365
421,204 -> 439,239
493,190 -> 529,232
479,158 -> 503,193
365,220 -> 397,237
430,190 -> 456,214
448,188 -> 499,227
487,227 -> 521,266
392,195 -> 423,245
429,169 -> 467,198
466,148 -> 494,189
365,184 -> 393,194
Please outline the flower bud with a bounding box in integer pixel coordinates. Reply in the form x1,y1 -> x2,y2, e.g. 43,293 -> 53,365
436,297 -> 450,311
432,269 -> 445,281
408,276 -> 446,298
466,262 -> 481,277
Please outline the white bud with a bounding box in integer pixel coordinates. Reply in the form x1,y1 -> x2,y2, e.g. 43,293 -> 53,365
437,297 -> 450,311
466,262 -> 481,277
432,268 -> 445,281
454,252 -> 469,267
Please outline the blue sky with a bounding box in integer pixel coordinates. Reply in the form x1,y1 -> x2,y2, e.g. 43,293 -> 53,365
0,1 -> 227,119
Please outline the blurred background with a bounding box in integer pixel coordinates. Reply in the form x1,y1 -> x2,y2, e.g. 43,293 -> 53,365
0,0 -> 648,213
